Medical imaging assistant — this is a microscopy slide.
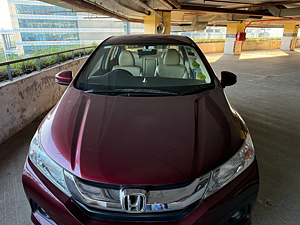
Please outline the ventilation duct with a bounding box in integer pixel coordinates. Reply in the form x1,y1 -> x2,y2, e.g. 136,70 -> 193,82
268,6 -> 300,17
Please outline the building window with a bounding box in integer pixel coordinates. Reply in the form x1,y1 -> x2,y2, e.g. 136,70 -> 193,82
21,32 -> 79,41
15,4 -> 76,16
2,34 -> 16,50
18,19 -> 78,29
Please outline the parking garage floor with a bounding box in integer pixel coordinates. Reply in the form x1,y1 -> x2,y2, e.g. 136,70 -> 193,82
1,49 -> 300,225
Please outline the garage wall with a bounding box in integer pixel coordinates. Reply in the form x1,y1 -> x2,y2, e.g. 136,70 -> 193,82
197,40 -> 283,54
0,57 -> 88,145
296,40 -> 300,48
242,40 -> 281,51
197,43 -> 225,54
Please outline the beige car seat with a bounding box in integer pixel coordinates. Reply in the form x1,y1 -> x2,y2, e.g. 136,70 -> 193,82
112,50 -> 142,76
154,49 -> 188,78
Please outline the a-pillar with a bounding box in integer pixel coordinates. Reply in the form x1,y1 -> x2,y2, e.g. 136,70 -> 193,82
224,22 -> 245,55
144,11 -> 171,34
280,24 -> 299,51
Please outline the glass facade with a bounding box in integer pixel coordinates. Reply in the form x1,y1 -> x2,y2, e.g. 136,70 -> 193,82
21,32 -> 79,41
15,4 -> 76,16
2,34 -> 16,50
9,2 -> 144,56
19,19 -> 78,29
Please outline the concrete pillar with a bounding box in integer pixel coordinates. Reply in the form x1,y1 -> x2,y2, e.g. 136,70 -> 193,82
224,22 -> 245,55
144,11 -> 171,34
280,24 -> 299,51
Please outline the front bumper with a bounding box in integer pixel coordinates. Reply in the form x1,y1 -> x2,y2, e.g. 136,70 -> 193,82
22,156 -> 259,225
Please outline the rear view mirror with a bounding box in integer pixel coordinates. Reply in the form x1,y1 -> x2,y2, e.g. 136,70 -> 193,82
55,71 -> 73,85
221,71 -> 237,88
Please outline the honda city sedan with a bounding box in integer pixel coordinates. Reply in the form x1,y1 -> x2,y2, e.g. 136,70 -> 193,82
22,34 -> 259,225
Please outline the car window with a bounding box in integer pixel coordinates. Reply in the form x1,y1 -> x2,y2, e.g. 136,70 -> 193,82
85,47 -> 110,76
75,44 -> 215,96
183,46 -> 211,83
110,46 -> 119,61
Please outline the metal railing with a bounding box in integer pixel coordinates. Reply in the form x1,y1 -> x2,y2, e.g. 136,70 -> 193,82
0,46 -> 97,81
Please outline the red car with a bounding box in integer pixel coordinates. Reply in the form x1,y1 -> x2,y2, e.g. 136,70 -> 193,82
22,34 -> 259,225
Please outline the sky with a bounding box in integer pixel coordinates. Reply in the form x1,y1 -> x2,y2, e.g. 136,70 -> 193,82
0,0 -> 12,29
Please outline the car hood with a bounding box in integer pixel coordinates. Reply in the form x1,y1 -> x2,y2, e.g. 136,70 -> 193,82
39,86 -> 245,185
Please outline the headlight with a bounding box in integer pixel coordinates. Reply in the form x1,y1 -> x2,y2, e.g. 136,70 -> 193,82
204,132 -> 255,198
29,132 -> 70,196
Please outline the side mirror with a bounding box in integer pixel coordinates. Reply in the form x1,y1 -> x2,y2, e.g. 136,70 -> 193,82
221,71 -> 237,88
55,71 -> 73,85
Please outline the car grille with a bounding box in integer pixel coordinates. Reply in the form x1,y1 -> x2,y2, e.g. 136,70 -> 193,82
64,170 -> 211,220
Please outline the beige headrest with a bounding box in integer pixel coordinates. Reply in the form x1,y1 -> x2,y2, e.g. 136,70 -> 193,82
119,50 -> 135,66
163,49 -> 180,65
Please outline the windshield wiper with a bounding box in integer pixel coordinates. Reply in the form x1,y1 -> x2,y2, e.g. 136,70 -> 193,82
180,84 -> 214,96
85,88 -> 178,96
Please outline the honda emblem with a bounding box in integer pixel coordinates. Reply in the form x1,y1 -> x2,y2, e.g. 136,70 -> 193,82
120,188 -> 147,213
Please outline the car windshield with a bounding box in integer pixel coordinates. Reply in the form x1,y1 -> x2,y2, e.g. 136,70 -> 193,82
75,43 -> 215,96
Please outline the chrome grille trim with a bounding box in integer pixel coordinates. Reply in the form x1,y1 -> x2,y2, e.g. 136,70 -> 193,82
64,170 -> 211,213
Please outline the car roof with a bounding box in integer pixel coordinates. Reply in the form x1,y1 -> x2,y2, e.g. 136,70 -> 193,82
102,34 -> 195,46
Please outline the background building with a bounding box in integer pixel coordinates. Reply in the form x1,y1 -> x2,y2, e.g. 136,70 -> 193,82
0,29 -> 17,57
1,0 -> 295,57
5,0 -> 144,55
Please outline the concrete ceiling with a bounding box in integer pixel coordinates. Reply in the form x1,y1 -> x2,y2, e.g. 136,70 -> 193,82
41,0 -> 300,30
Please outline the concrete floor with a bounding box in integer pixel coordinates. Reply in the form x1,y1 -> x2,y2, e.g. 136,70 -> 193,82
0,49 -> 300,225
